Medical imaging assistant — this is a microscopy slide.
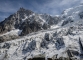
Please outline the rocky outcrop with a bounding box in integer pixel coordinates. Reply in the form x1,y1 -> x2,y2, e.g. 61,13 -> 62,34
79,11 -> 83,19
55,37 -> 65,50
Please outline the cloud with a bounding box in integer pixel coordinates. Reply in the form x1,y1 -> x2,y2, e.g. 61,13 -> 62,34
0,0 -> 25,20
0,0 -> 83,20
0,0 -> 82,14
0,0 -> 25,13
34,0 -> 82,15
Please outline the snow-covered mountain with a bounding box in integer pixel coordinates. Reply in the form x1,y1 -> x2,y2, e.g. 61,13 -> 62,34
0,4 -> 83,60
0,7 -> 61,43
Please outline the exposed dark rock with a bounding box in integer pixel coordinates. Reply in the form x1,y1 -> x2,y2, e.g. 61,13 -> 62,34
2,43 -> 10,49
28,57 -> 76,60
28,58 -> 45,60
22,40 -> 36,54
44,33 -> 50,41
17,7 -> 34,19
62,17 -> 74,26
66,28 -> 73,35
42,23 -> 50,29
55,37 -> 65,50
48,58 -> 52,60
0,37 -> 4,43
53,32 -> 57,37
67,49 -> 73,57
79,12 -> 83,19
48,16 -> 60,25
20,20 -> 43,36
41,39 -> 49,49
71,50 -> 79,56
79,37 -> 83,54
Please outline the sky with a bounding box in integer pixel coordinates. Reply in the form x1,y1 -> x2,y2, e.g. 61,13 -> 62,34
0,0 -> 83,21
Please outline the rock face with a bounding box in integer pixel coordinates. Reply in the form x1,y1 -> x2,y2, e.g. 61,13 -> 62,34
0,8 -> 61,42
0,8 -> 33,34
0,8 -> 60,37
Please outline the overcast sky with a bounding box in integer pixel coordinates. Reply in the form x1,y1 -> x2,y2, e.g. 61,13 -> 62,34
0,0 -> 83,21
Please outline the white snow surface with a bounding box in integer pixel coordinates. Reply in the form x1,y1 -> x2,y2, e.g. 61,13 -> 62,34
0,29 -> 22,36
22,13 -> 35,23
62,4 -> 83,21
0,26 -> 82,60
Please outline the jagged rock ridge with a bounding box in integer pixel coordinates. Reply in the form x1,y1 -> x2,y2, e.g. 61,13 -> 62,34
0,7 -> 61,42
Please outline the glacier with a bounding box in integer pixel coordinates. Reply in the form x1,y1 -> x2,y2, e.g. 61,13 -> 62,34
0,4 -> 83,60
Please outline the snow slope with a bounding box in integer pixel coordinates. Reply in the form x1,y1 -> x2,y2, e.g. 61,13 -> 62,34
0,25 -> 83,60
1,4 -> 83,60
62,4 -> 83,20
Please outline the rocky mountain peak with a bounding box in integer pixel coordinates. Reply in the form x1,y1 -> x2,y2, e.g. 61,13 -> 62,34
0,7 -> 61,38
18,7 -> 26,11
17,7 -> 34,17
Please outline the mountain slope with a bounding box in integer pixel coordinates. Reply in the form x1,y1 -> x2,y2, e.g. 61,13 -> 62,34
0,8 -> 61,43
0,4 -> 83,60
